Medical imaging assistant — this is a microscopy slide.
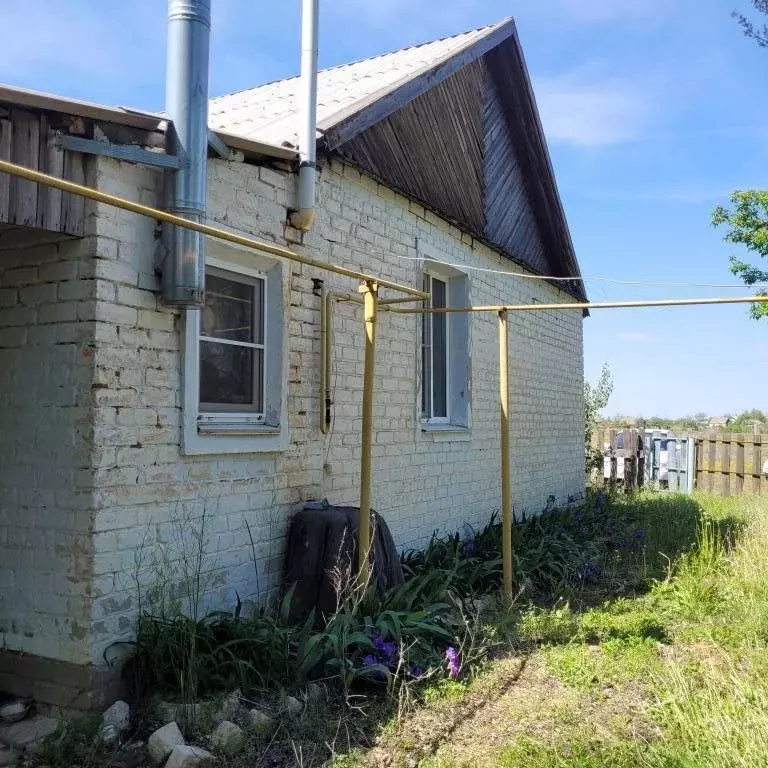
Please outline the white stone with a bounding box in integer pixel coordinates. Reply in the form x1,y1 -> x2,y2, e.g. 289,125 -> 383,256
247,709 -> 274,733
164,745 -> 214,768
0,701 -> 29,725
147,722 -> 185,764
0,715 -> 57,752
101,724 -> 119,746
103,700 -> 130,732
211,720 -> 244,755
283,696 -> 302,717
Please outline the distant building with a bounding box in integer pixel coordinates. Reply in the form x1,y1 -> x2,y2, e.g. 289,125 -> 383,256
709,416 -> 733,429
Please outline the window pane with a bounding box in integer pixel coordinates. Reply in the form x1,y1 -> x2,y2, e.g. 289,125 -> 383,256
200,340 -> 260,409
421,274 -> 432,417
432,278 -> 447,419
203,273 -> 255,343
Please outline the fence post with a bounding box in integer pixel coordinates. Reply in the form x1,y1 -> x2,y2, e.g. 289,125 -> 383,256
708,433 -> 717,493
722,437 -> 731,497
735,436 -> 745,495
755,435 -> 763,495
695,437 -> 703,491
609,429 -> 617,490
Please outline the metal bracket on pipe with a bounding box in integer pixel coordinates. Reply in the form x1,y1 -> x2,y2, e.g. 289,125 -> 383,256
207,129 -> 236,160
55,132 -> 182,170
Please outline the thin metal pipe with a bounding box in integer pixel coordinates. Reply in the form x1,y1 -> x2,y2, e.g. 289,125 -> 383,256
0,159 -> 428,299
498,310 -> 513,603
388,296 -> 767,313
379,296 -> 426,306
320,285 -> 329,435
358,281 -> 378,585
289,0 -> 319,230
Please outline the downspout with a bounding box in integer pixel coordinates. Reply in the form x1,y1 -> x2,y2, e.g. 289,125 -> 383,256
289,0 -> 319,231
162,0 -> 211,307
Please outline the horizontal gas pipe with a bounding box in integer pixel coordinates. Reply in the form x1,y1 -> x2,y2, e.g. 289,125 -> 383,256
0,159 -> 428,300
388,296 -> 767,313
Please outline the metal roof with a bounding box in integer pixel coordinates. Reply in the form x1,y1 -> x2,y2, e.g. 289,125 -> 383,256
208,21 -> 510,147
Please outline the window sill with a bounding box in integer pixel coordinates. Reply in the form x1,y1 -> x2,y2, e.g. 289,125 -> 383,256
420,423 -> 471,442
182,421 -> 288,455
197,423 -> 280,436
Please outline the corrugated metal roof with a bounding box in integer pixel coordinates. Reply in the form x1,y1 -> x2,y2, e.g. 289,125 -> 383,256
208,20 -> 510,147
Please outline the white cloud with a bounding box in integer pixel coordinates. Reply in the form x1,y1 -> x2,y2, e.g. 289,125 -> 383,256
535,71 -> 652,146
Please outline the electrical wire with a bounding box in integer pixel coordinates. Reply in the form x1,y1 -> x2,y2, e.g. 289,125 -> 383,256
199,213 -> 767,292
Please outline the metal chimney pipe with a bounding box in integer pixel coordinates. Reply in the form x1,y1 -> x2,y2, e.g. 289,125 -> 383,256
162,0 -> 211,307
289,0 -> 319,231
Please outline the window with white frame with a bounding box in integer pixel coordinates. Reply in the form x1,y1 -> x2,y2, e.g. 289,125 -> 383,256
183,243 -> 286,455
421,273 -> 449,422
200,267 -> 265,417
419,254 -> 471,431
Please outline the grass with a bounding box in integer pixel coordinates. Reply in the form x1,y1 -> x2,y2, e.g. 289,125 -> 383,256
358,492 -> 768,768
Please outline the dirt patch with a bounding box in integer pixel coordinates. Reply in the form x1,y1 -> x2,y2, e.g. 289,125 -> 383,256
361,654 -> 659,768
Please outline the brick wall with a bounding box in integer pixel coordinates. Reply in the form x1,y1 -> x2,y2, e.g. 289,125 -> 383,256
82,154 -> 584,664
0,152 -> 584,668
0,231 -> 98,665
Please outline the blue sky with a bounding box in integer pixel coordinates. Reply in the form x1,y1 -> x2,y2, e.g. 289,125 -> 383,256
1,0 -> 766,417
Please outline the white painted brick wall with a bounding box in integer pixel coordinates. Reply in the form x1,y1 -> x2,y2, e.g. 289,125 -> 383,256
0,152 -> 584,666
0,234 -> 99,664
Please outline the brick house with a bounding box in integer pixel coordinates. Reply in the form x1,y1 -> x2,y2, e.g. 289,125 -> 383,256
0,19 -> 586,707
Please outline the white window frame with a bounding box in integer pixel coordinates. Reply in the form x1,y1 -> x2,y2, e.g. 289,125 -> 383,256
199,264 -> 267,423
182,240 -> 289,455
422,272 -> 451,425
417,242 -> 472,438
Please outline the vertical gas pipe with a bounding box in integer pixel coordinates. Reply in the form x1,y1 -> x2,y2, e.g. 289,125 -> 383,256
499,309 -> 513,602
163,0 -> 211,307
358,281 -> 379,585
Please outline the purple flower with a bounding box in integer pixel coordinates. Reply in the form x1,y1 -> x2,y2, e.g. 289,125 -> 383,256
634,528 -> 646,539
381,641 -> 396,659
362,654 -> 377,667
446,647 -> 461,679
461,540 -> 475,557
371,631 -> 385,651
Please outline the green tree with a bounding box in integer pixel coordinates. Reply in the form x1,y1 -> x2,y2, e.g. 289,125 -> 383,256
584,364 -> 613,475
713,191 -> 768,318
733,0 -> 768,46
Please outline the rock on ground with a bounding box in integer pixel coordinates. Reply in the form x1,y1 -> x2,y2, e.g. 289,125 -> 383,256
147,721 -> 185,764
282,696 -> 302,716
0,715 -> 58,753
103,700 -> 130,732
247,708 -> 274,733
211,720 -> 244,755
164,745 -> 214,768
0,701 -> 30,725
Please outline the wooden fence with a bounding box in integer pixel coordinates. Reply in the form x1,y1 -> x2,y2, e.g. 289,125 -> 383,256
695,433 -> 766,496
595,428 -> 644,493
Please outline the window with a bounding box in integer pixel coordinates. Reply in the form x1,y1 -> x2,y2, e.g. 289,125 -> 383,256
422,274 -> 449,422
183,242 -> 287,455
200,268 -> 265,417
418,246 -> 471,433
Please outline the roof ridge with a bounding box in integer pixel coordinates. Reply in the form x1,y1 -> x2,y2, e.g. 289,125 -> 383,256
210,18 -> 510,103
